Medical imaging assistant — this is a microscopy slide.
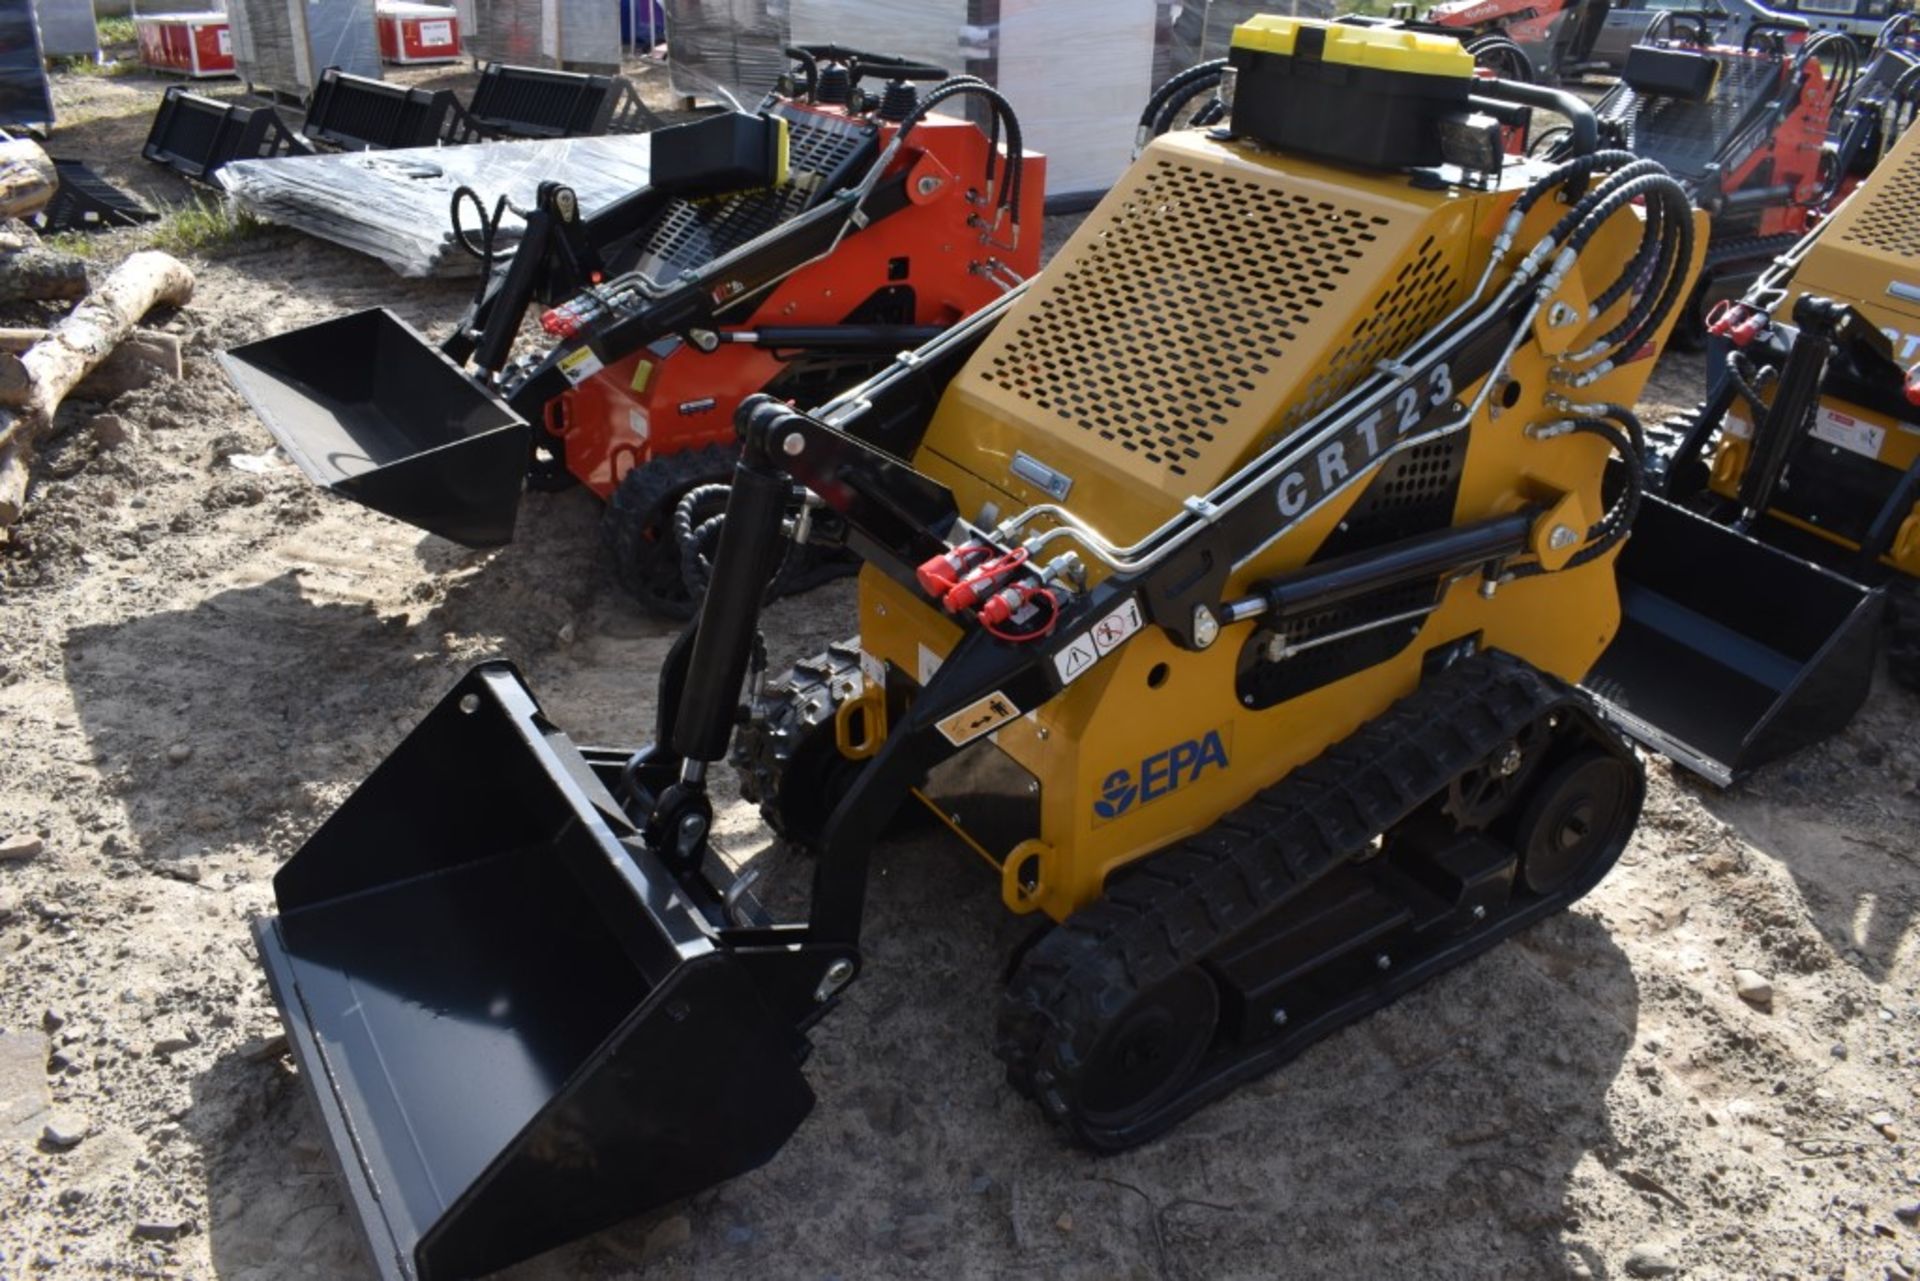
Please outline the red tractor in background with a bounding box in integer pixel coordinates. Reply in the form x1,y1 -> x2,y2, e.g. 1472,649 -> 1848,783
1583,17 -> 1873,338
223,47 -> 1046,616
1415,0 -> 1620,80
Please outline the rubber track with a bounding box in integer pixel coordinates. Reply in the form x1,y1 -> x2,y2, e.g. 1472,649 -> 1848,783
995,649 -> 1592,1149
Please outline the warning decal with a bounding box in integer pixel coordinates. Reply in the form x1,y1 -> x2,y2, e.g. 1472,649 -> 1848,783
1055,596 -> 1143,684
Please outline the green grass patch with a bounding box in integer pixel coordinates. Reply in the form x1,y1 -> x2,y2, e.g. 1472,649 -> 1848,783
145,199 -> 267,256
50,53 -> 144,76
97,15 -> 136,44
41,230 -> 106,260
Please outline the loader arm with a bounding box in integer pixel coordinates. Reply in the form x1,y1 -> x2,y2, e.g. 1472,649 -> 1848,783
498,174 -> 916,421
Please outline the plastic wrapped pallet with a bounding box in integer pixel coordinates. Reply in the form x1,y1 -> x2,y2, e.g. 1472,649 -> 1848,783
663,0 -> 787,108
463,0 -> 618,70
461,0 -> 541,64
0,0 -> 52,126
1201,0 -> 1333,56
35,0 -> 101,58
1155,0 -> 1207,87
780,0 -> 1190,200
231,0 -> 381,97
218,133 -> 655,276
308,0 -> 382,79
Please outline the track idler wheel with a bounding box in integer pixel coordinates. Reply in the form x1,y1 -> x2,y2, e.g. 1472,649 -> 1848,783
1074,968 -> 1221,1130
1512,749 -> 1638,896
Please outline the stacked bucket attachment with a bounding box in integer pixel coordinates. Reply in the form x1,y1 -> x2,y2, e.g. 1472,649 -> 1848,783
1586,493 -> 1882,783
1590,112 -> 1920,782
461,63 -> 661,139
144,65 -> 660,186
252,658 -> 821,1281
300,69 -> 478,151
142,85 -> 311,183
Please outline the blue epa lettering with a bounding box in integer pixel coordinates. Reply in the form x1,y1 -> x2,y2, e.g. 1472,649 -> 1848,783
1094,730 -> 1229,820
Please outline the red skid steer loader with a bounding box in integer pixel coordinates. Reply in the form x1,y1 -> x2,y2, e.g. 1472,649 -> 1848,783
222,47 -> 1044,616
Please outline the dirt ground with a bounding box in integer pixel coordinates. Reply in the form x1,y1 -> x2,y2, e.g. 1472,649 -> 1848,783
3,44 -> 1920,1281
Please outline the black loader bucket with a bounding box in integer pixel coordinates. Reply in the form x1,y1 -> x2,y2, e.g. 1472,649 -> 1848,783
303,69 -> 469,151
1585,494 -> 1885,784
462,64 -> 657,139
253,663 -> 815,1281
219,309 -> 529,547
142,85 -> 310,183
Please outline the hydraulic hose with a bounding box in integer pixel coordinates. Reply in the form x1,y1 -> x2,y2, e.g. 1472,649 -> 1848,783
449,185 -> 514,273
1589,188 -> 1664,318
1561,174 -> 1695,368
1567,417 -> 1643,568
1138,59 -> 1228,144
893,78 -> 1026,229
1584,185 -> 1688,352
1511,413 -> 1644,578
1605,186 -> 1695,361
782,46 -> 820,100
1507,149 -> 1641,225
1725,348 -> 1775,420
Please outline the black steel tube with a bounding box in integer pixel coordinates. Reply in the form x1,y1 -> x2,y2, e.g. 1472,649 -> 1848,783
745,325 -> 947,350
1663,374 -> 1740,497
471,209 -> 554,374
1260,511 -> 1536,620
1740,299 -> 1840,518
1720,183 -> 1796,211
1464,94 -> 1535,128
1473,79 -> 1599,157
670,409 -> 793,763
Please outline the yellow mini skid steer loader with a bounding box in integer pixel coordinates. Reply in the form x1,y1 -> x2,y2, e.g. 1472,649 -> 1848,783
250,18 -> 1703,1280
1587,113 -> 1920,782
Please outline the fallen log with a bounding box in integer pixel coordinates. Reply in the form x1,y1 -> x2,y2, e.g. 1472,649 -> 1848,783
0,328 -> 183,403
0,141 -> 57,222
0,249 -> 89,304
0,251 -> 195,527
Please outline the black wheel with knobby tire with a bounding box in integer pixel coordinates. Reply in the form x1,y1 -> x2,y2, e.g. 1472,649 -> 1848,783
601,443 -> 738,619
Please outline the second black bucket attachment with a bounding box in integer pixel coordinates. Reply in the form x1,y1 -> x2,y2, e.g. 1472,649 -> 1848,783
463,64 -> 658,139
254,663 -> 816,1281
1585,494 -> 1885,784
303,69 -> 471,151
143,85 -> 311,183
219,309 -> 529,547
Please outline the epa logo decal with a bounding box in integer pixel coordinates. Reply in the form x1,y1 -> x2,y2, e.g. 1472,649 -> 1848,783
1094,729 -> 1229,821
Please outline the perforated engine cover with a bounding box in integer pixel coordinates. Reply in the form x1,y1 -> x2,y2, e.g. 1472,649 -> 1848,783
1793,120 -> 1920,331
914,131 -> 1477,546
